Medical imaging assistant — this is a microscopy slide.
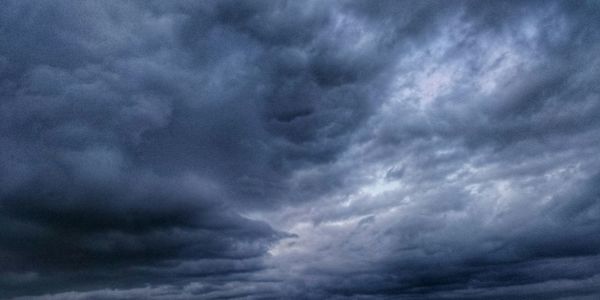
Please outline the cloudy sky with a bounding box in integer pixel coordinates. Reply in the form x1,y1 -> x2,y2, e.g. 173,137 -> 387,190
1,0 -> 600,299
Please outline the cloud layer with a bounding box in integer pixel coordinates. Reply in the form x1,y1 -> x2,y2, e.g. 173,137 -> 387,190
1,1 -> 600,299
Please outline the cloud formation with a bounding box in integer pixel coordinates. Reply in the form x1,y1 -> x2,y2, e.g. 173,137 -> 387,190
1,0 -> 600,299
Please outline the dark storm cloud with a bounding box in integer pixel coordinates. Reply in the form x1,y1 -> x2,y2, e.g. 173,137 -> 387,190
1,0 -> 600,299
0,0 -> 394,297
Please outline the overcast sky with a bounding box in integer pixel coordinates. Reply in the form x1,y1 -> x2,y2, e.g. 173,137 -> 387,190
1,1 -> 600,299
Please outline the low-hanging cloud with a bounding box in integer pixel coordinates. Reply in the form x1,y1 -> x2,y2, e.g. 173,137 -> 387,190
1,0 -> 600,299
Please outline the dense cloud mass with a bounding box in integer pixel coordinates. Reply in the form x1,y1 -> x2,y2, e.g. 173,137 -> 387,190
1,0 -> 600,299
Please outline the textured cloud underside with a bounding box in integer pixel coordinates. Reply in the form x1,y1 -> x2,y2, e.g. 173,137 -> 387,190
1,1 -> 600,299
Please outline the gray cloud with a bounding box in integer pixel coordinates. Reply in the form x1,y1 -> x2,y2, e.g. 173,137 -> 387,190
1,0 -> 600,299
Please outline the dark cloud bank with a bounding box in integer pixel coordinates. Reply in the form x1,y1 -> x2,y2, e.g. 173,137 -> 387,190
1,0 -> 600,299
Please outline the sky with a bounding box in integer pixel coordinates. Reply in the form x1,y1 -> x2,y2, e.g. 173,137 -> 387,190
1,0 -> 600,299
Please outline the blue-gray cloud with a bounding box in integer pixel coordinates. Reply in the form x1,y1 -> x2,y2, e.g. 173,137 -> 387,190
1,0 -> 600,299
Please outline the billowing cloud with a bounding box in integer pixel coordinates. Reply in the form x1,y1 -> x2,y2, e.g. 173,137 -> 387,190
1,1 -> 600,299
